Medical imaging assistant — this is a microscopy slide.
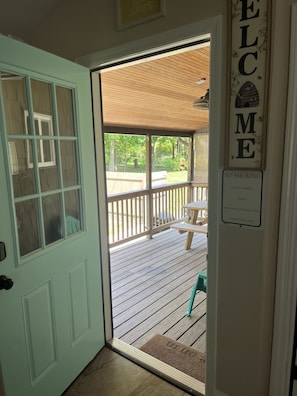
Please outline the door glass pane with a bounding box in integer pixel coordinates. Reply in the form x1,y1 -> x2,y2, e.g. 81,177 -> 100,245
43,139 -> 52,162
42,193 -> 62,245
39,139 -> 59,192
8,139 -> 37,197
64,190 -> 81,236
56,86 -> 75,136
61,140 -> 78,187
15,199 -> 41,256
34,119 -> 39,136
1,73 -> 29,135
39,158 -> 59,192
41,120 -> 50,136
31,80 -> 54,133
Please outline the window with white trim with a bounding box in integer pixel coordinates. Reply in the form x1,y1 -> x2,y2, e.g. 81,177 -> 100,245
25,111 -> 56,168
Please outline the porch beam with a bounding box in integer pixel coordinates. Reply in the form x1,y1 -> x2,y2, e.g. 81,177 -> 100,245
103,125 -> 194,137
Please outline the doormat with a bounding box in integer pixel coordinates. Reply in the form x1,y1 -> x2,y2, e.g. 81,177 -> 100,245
140,334 -> 205,382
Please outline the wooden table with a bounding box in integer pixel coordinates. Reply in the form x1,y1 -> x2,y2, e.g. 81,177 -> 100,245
183,200 -> 208,220
171,200 -> 208,250
183,201 -> 208,249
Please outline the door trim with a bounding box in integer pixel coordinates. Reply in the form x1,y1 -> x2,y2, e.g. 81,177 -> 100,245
77,18 -> 212,68
87,16 -> 224,395
269,3 -> 297,395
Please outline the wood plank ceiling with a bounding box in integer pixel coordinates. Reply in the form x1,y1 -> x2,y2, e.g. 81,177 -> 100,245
100,44 -> 210,133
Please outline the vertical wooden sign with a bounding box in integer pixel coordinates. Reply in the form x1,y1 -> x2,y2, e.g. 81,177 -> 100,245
228,0 -> 269,169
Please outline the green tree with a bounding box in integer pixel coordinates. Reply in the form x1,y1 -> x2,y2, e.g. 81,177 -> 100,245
104,134 -> 146,171
104,133 -> 189,172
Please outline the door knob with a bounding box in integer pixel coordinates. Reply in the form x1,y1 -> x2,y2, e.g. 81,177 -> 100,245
0,275 -> 13,290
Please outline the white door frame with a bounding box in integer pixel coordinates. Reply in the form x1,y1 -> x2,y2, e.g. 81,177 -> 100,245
269,3 -> 297,395
83,16 -> 225,395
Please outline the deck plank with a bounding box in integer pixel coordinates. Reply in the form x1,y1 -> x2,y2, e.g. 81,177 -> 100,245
192,332 -> 207,353
110,229 -> 208,352
112,252 -> 207,316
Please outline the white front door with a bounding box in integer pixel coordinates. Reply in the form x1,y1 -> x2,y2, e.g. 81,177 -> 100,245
0,35 -> 105,396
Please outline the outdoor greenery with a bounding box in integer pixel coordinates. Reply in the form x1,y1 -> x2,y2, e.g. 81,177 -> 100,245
104,132 -> 209,196
104,133 -> 189,173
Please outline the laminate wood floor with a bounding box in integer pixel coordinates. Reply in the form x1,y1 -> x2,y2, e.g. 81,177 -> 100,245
63,347 -> 191,396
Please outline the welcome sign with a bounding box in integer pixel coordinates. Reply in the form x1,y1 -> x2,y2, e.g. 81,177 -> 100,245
228,0 -> 269,169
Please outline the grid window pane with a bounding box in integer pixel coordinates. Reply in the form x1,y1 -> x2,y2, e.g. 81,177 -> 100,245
56,86 -> 75,136
64,190 -> 81,236
2,75 -> 83,257
42,193 -> 62,245
61,140 -> 78,187
1,73 -> 29,135
15,199 -> 41,256
8,139 -> 37,197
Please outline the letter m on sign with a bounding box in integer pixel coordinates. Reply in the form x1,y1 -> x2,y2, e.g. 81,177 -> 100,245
235,112 -> 257,134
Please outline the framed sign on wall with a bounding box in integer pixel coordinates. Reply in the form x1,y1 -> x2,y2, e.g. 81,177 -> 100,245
222,170 -> 263,227
228,0 -> 269,169
117,0 -> 166,30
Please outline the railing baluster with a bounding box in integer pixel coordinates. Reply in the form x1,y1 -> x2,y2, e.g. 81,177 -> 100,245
144,194 -> 147,231
112,201 -> 115,243
154,191 -> 158,226
134,196 -> 138,234
120,198 -> 124,240
130,198 -> 133,236
138,196 -> 141,232
125,198 -> 128,238
116,200 -> 119,243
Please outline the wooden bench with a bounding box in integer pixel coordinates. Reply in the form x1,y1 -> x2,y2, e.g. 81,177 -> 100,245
171,223 -> 208,234
171,222 -> 208,250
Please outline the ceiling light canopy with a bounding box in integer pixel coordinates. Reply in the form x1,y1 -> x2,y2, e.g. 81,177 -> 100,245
196,77 -> 206,85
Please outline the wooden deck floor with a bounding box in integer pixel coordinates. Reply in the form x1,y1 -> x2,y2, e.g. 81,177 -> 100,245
110,229 -> 208,353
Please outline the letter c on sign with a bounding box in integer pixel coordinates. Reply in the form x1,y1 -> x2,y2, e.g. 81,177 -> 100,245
238,52 -> 258,75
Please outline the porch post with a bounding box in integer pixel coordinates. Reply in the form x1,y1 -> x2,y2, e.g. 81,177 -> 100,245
188,134 -> 194,202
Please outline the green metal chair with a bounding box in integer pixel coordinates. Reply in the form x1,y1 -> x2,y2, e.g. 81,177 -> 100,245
186,270 -> 207,316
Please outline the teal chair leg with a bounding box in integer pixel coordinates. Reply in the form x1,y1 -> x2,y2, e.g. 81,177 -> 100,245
186,270 -> 207,317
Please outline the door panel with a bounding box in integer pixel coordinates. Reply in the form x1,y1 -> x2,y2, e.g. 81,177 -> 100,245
0,35 -> 105,396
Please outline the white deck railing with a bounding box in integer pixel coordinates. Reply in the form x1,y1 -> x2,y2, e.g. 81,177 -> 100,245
107,182 -> 208,247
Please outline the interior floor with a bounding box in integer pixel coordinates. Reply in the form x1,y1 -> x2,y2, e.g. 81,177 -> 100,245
63,347 -> 191,395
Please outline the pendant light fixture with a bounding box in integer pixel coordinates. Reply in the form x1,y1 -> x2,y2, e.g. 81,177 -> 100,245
193,88 -> 209,110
